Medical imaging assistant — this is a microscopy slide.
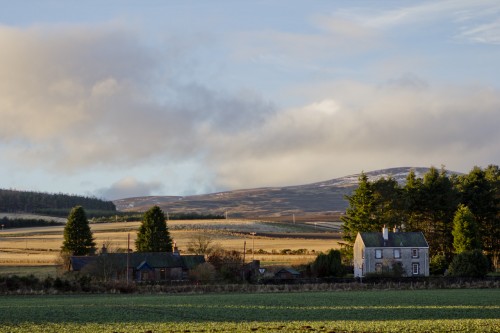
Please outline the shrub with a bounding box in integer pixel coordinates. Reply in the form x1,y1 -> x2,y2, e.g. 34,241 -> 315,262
190,262 -> 216,282
430,253 -> 449,276
207,247 -> 243,281
448,250 -> 489,278
311,249 -> 344,278
365,262 -> 406,278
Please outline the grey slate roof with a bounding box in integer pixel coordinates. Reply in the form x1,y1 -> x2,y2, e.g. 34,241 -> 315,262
70,256 -> 97,271
276,268 -> 301,276
359,232 -> 428,248
71,252 -> 205,271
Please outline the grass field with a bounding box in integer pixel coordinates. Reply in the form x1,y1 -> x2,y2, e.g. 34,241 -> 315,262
0,219 -> 340,267
0,289 -> 498,332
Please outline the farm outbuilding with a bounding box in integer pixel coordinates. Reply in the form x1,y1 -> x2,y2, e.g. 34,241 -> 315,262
70,251 -> 205,282
275,267 -> 301,280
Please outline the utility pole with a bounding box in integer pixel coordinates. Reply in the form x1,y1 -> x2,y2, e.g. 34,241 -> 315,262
126,233 -> 130,286
243,241 -> 246,264
250,232 -> 256,260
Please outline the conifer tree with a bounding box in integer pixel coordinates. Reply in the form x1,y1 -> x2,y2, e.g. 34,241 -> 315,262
61,206 -> 96,256
341,173 -> 379,244
452,205 -> 481,254
459,166 -> 499,256
135,205 -> 173,252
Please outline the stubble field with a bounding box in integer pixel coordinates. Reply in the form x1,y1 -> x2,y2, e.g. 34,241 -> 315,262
0,219 -> 341,268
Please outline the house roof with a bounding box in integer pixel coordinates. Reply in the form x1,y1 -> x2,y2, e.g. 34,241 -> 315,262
71,252 -> 205,271
276,268 -> 301,276
136,261 -> 154,271
70,256 -> 97,271
359,232 -> 428,248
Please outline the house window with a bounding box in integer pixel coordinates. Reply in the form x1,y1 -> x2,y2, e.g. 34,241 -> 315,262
412,263 -> 420,275
375,249 -> 383,259
412,249 -> 419,258
375,263 -> 383,273
393,249 -> 401,259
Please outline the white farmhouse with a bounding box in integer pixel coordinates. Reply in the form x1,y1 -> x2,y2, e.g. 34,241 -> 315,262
353,226 -> 429,277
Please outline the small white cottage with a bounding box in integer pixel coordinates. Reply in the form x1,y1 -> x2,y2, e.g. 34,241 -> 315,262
353,226 -> 429,277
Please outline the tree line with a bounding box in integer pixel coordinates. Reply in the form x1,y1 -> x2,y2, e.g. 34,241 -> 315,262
0,189 -> 116,215
341,165 -> 500,269
0,216 -> 64,228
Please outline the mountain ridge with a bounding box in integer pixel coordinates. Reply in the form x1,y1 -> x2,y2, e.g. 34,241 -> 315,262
114,167 -> 458,218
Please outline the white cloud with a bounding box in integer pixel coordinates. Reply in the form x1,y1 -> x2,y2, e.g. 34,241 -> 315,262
0,24 -> 274,173
457,18 -> 500,44
97,177 -> 164,200
204,78 -> 500,189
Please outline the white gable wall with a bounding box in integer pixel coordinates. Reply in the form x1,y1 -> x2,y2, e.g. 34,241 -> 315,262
353,232 -> 430,277
353,233 -> 365,278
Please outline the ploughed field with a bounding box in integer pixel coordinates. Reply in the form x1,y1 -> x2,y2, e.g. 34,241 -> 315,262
0,289 -> 498,332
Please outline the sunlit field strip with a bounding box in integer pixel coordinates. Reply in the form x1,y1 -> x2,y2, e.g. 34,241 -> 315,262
2,320 -> 500,333
0,289 -> 498,331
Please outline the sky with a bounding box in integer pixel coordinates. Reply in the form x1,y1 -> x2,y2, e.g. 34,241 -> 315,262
1,1 -> 500,200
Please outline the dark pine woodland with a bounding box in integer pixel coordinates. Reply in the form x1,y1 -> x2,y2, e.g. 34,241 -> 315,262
0,189 -> 116,215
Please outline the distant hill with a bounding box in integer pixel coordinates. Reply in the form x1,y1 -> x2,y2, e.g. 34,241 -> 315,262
114,167 -> 448,219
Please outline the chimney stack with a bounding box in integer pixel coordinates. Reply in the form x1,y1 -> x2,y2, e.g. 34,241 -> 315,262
101,243 -> 107,254
382,225 -> 389,241
172,241 -> 179,255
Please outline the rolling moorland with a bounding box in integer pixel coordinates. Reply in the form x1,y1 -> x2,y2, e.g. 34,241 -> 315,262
114,167 -> 437,219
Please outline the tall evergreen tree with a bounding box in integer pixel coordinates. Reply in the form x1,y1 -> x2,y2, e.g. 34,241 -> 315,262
61,206 -> 96,256
452,205 -> 481,254
419,167 -> 459,258
371,177 -> 404,229
341,173 -> 379,244
402,169 -> 424,231
135,205 -> 173,252
459,166 -> 500,257
484,165 -> 500,267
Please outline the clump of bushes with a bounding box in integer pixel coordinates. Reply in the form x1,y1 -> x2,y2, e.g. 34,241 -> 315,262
448,249 -> 490,278
310,249 -> 345,278
430,253 -> 449,276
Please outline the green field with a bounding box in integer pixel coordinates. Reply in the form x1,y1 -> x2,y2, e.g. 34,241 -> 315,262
0,289 -> 499,332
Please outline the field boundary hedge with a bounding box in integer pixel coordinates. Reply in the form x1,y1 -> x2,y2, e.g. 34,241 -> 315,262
0,275 -> 499,295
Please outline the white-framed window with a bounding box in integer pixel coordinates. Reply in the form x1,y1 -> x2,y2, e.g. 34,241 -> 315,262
412,263 -> 420,275
393,249 -> 401,259
375,249 -> 383,259
412,248 -> 419,258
